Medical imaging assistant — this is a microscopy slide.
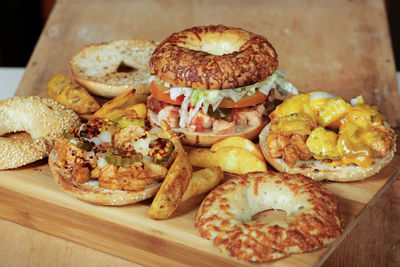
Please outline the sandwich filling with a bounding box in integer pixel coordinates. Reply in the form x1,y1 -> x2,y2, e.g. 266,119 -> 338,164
266,92 -> 395,167
54,115 -> 175,191
148,70 -> 298,134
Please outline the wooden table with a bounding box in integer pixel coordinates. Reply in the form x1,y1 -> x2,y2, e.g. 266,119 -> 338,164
1,0 -> 399,266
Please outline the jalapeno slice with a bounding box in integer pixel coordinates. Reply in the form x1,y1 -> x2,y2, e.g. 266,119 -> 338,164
105,149 -> 143,167
207,107 -> 233,121
116,117 -> 145,129
149,138 -> 175,164
63,129 -> 93,151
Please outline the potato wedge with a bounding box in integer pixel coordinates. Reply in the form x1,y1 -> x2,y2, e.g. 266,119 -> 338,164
148,120 -> 193,220
90,89 -> 147,120
181,166 -> 223,202
47,73 -> 100,115
126,103 -> 147,119
210,136 -> 263,160
188,146 -> 267,174
148,151 -> 192,220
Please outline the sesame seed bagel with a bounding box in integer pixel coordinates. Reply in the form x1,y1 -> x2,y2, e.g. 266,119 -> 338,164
150,25 -> 278,89
70,39 -> 158,98
0,96 -> 81,170
48,150 -> 161,205
195,172 -> 343,262
259,123 -> 396,182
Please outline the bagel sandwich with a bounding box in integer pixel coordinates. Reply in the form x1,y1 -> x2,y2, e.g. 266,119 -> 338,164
259,91 -> 396,182
147,25 -> 298,147
48,113 -> 183,205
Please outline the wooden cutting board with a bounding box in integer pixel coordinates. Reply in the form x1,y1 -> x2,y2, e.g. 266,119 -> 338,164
3,0 -> 399,265
0,139 -> 398,266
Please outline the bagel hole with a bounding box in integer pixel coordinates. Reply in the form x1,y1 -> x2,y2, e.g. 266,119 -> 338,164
251,209 -> 287,223
117,61 -> 137,73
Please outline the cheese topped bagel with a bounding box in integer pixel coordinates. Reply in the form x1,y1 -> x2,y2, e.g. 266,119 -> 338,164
195,171 -> 343,261
259,92 -> 396,181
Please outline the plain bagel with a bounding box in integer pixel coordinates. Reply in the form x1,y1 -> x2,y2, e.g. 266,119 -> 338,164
70,39 -> 158,98
195,171 -> 343,262
150,25 -> 278,90
0,96 -> 81,170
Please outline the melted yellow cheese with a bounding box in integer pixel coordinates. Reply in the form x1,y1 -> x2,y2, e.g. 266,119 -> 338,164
270,113 -> 311,135
271,94 -> 317,127
306,126 -> 340,160
270,91 -> 389,167
317,97 -> 350,128
340,104 -> 385,130
333,123 -> 374,167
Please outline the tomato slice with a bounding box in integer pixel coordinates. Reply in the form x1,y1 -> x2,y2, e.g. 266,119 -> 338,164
218,91 -> 267,108
150,81 -> 184,105
150,81 -> 268,108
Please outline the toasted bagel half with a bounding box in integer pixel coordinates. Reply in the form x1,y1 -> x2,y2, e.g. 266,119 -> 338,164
48,150 -> 161,205
259,123 -> 396,182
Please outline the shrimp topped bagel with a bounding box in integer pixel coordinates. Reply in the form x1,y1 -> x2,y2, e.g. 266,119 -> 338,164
259,91 -> 396,181
148,25 -> 298,147
48,110 -> 184,205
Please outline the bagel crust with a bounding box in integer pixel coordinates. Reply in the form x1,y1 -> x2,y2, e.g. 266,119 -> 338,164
0,96 -> 81,170
150,25 -> 278,89
259,123 -> 396,182
195,172 -> 343,262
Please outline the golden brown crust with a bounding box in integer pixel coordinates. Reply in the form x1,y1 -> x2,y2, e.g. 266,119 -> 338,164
259,123 -> 396,182
70,39 -> 158,98
150,25 -> 278,90
48,150 -> 161,205
0,96 -> 81,170
195,172 -> 343,262
147,109 -> 267,147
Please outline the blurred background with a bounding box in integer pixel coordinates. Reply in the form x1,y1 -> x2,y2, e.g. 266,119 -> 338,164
0,0 -> 399,70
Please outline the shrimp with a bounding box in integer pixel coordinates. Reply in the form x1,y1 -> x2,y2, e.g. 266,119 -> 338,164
290,134 -> 312,161
266,133 -> 290,158
97,162 -> 168,191
213,119 -> 235,134
157,106 -> 180,128
232,104 -> 266,127
266,132 -> 311,166
113,124 -> 145,150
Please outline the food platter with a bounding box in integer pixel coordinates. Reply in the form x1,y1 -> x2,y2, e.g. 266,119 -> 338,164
0,141 -> 399,266
2,0 -> 399,265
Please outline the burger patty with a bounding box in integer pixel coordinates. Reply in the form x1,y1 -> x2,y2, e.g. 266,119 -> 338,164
147,96 -> 268,134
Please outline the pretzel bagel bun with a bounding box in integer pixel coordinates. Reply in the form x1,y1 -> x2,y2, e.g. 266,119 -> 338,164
70,39 -> 158,98
195,172 -> 343,262
48,150 -> 161,205
150,25 -> 278,90
147,25 -> 297,147
147,108 -> 267,147
0,96 -> 81,170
